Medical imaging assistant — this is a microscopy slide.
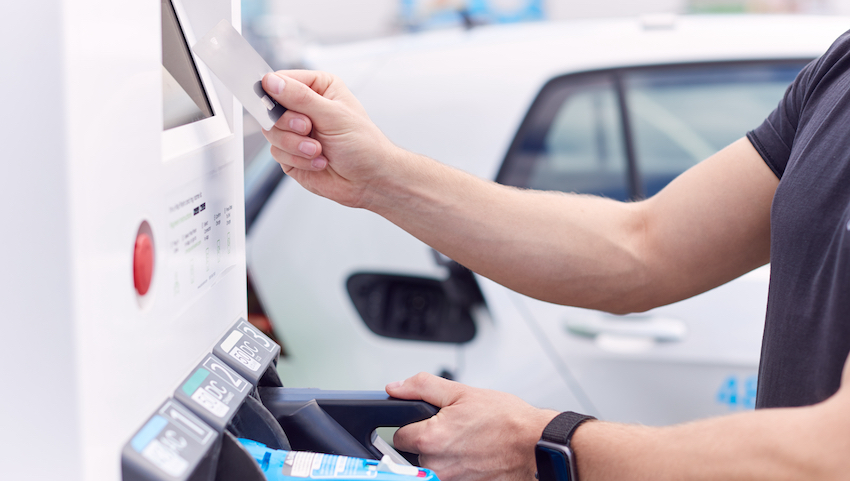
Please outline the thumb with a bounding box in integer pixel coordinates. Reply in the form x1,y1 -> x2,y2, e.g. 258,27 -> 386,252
386,372 -> 464,408
262,72 -> 336,126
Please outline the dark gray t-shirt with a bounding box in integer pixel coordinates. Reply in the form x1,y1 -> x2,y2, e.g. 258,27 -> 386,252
747,30 -> 850,408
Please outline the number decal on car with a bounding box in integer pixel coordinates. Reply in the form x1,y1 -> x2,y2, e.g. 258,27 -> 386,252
716,375 -> 757,410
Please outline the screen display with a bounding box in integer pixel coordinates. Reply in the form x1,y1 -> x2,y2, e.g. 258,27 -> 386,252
161,0 -> 214,130
536,442 -> 574,481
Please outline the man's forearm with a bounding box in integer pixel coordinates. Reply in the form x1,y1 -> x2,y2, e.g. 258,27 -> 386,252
572,400 -> 847,480
363,138 -> 774,313
364,147 -> 650,312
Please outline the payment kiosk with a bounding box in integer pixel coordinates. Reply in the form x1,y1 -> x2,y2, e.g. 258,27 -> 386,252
0,1 -> 431,479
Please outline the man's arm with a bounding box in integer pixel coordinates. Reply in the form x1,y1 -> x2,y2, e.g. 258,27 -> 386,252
387,362 -> 850,481
260,71 -> 776,313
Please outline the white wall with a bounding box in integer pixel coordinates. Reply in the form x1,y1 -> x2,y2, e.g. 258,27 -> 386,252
263,0 -> 692,44
258,0 -> 850,45
546,0 -> 683,18
247,0 -> 850,70
266,0 -> 400,43
827,0 -> 850,12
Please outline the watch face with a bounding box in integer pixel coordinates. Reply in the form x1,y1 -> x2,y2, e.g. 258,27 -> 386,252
536,441 -> 576,481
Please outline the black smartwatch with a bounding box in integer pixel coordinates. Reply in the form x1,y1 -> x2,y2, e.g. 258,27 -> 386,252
535,411 -> 596,481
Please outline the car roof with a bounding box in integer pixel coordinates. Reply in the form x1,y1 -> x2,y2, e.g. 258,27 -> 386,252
304,15 -> 850,179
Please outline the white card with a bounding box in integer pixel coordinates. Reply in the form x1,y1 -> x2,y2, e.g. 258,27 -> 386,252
192,19 -> 287,130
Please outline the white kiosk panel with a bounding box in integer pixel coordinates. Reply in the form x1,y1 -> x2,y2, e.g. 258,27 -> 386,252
0,0 -> 245,479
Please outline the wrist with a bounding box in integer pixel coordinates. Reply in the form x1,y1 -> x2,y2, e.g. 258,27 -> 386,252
535,409 -> 562,440
527,410 -> 561,474
568,419 -> 600,480
361,146 -> 432,214
536,412 -> 597,481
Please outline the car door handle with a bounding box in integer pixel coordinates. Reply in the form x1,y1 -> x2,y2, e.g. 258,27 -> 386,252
565,314 -> 687,342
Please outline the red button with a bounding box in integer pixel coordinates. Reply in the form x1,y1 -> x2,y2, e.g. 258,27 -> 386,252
134,233 -> 154,296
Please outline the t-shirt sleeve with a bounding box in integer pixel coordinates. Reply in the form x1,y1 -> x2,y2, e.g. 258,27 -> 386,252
746,59 -> 818,179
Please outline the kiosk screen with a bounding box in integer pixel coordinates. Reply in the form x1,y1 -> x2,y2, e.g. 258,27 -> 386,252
161,0 -> 214,130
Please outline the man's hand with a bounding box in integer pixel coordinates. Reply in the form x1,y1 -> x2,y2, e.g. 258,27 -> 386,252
261,70 -> 400,209
386,372 -> 558,481
388,355 -> 850,481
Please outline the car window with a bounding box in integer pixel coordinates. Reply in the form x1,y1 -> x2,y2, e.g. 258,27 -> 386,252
498,61 -> 807,200
498,74 -> 630,201
623,63 -> 804,197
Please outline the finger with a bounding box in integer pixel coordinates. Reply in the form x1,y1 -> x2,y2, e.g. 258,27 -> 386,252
270,146 -> 328,171
274,69 -> 336,96
393,419 -> 430,454
263,72 -> 337,125
264,128 -> 323,160
276,109 -> 313,136
386,372 -> 463,408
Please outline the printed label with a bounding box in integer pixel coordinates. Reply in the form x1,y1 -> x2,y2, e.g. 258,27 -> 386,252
229,345 -> 261,371
291,452 -> 320,477
202,356 -> 249,392
191,387 -> 229,418
142,438 -> 190,477
281,452 -> 379,479
237,320 -> 276,353
220,331 -> 243,352
158,401 -> 214,445
126,401 -> 217,481
174,357 -> 252,431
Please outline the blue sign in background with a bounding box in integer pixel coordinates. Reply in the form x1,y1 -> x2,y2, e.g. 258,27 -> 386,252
400,0 -> 546,29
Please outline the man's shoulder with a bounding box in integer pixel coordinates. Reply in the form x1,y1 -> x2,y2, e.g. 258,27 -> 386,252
747,29 -> 850,180
803,29 -> 850,86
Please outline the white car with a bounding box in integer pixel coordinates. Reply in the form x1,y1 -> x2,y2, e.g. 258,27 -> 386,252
245,15 -> 850,426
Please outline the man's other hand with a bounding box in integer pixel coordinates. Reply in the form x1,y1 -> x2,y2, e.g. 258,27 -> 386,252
386,372 -> 559,481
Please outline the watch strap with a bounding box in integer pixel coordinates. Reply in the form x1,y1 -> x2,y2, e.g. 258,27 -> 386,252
541,411 -> 596,447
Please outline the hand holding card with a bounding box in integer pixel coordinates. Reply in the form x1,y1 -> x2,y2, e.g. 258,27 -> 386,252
192,19 -> 286,130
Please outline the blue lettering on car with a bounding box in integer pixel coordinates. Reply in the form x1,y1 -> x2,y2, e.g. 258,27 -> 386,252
716,375 -> 758,410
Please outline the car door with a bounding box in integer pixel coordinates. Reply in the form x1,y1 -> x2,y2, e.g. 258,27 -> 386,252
489,61 -> 806,425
